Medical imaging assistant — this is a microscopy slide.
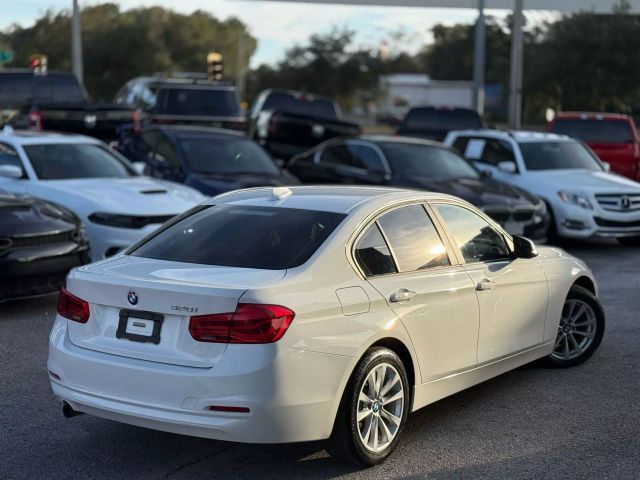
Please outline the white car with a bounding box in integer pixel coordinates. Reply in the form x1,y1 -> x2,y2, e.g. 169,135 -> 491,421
48,186 -> 604,466
0,129 -> 205,260
444,129 -> 640,244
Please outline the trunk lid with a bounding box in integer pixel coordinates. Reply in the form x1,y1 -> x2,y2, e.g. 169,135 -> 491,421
65,255 -> 286,368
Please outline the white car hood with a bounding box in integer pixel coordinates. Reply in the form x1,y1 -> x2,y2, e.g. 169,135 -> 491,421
527,169 -> 640,193
27,177 -> 206,215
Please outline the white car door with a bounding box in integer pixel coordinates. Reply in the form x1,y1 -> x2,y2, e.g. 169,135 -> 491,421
354,203 -> 480,382
432,202 -> 548,364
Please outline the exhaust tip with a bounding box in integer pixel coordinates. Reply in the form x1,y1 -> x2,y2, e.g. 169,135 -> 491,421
62,401 -> 83,418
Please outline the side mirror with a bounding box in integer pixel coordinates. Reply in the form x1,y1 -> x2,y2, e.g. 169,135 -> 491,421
513,235 -> 538,259
131,162 -> 147,175
602,161 -> 611,173
0,165 -> 23,179
497,161 -> 517,174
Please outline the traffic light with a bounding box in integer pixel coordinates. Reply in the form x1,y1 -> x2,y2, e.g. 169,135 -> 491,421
29,54 -> 48,75
207,52 -> 223,81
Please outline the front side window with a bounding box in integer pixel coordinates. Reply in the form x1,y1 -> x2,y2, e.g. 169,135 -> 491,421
377,204 -> 450,272
154,136 -> 180,168
354,224 -> 397,277
434,204 -> 510,263
24,143 -> 133,180
349,145 -> 386,173
320,145 -> 365,169
130,205 -> 346,270
519,140 -> 603,171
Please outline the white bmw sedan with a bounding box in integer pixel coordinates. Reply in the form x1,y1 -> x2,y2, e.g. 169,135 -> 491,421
48,186 -> 604,466
0,129 -> 205,261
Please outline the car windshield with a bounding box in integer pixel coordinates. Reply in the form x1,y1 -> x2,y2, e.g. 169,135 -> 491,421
156,88 -> 240,116
263,92 -> 338,120
380,142 -> 480,180
24,143 -> 133,180
177,135 -> 280,175
519,141 -> 604,171
130,204 -> 346,270
402,108 -> 483,131
550,118 -> 634,143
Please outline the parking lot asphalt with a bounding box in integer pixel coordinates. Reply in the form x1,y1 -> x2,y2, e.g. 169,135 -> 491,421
1,240 -> 639,480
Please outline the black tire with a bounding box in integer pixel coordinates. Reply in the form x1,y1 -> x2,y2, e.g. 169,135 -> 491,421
545,285 -> 605,368
617,236 -> 640,246
326,347 -> 410,467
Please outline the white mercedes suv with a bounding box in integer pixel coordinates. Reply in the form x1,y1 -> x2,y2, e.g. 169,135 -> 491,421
48,186 -> 604,466
444,129 -> 640,244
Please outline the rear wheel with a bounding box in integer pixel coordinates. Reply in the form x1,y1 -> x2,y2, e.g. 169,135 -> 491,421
327,347 -> 410,467
617,236 -> 640,246
546,286 -> 605,368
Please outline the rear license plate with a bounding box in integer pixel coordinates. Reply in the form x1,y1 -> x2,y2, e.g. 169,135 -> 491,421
116,309 -> 163,344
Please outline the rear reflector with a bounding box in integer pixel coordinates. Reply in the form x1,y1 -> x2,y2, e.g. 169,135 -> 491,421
57,288 -> 90,323
189,303 -> 295,344
207,405 -> 250,413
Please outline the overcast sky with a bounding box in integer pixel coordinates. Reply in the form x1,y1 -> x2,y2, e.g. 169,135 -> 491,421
2,1 -> 551,66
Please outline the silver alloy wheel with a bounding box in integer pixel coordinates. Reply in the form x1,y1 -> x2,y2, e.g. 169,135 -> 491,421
356,362 -> 404,453
551,298 -> 597,361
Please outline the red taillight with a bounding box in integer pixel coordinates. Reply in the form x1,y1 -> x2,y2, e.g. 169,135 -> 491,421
189,303 -> 295,344
28,110 -> 43,130
57,288 -> 90,323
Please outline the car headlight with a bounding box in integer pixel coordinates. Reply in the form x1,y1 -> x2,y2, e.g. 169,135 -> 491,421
89,212 -> 174,229
557,191 -> 593,210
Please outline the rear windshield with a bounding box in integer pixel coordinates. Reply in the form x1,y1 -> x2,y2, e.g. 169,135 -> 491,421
402,108 -> 483,131
156,88 -> 240,116
550,118 -> 634,143
0,73 -> 86,105
130,205 -> 346,270
263,92 -> 338,119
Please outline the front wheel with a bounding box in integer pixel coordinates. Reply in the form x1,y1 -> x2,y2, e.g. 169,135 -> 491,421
617,236 -> 640,246
327,347 -> 410,467
546,286 -> 605,368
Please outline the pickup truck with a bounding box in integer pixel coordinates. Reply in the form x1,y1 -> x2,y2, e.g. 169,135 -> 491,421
548,112 -> 640,181
0,69 -> 138,141
248,89 -> 360,160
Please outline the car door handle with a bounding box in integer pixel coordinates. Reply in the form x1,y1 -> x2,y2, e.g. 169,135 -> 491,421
476,278 -> 496,291
390,289 -> 417,303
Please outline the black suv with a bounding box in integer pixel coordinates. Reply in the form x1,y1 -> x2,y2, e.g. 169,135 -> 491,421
114,74 -> 245,131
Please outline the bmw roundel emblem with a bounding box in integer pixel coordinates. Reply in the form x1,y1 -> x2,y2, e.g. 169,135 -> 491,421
127,291 -> 138,305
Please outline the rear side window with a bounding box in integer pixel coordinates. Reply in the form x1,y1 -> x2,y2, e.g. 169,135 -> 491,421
377,204 -> 450,272
551,118 -> 634,143
130,205 -> 346,270
354,224 -> 397,277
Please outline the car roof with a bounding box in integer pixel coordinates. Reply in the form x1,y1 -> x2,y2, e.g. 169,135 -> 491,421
449,128 -> 571,143
147,125 -> 245,138
358,134 -> 445,148
211,186 -> 459,215
0,128 -> 101,146
554,111 -> 631,121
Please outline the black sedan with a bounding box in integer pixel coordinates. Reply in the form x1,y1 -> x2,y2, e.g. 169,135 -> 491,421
288,136 -> 550,240
117,126 -> 300,196
0,191 -> 90,303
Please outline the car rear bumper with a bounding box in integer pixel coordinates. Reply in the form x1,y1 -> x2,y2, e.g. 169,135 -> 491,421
48,316 -> 351,443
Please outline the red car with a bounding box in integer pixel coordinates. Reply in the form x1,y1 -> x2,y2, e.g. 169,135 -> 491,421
548,112 -> 640,180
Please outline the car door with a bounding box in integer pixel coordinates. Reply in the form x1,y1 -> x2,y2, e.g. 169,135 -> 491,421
432,202 -> 548,363
354,203 -> 480,381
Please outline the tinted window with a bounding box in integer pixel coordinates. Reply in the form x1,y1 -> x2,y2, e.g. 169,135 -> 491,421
177,136 -> 279,175
551,118 -> 634,143
354,224 -> 397,277
380,142 -> 479,180
462,138 -> 516,167
0,73 -> 85,105
131,205 -> 345,270
156,88 -> 239,116
263,92 -> 338,120
435,204 -> 510,263
350,145 -> 386,172
378,205 -> 450,272
520,141 -> 603,171
24,144 -> 133,180
402,108 -> 483,131
320,145 -> 365,169
155,136 -> 180,168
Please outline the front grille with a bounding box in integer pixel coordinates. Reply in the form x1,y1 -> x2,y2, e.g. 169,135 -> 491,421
594,217 -> 640,228
483,208 -> 511,223
8,230 -> 77,248
512,209 -> 535,222
595,193 -> 640,212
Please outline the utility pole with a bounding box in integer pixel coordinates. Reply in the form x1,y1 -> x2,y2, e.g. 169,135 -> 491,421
472,0 -> 486,115
508,0 -> 524,129
236,31 -> 246,103
71,0 -> 84,86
